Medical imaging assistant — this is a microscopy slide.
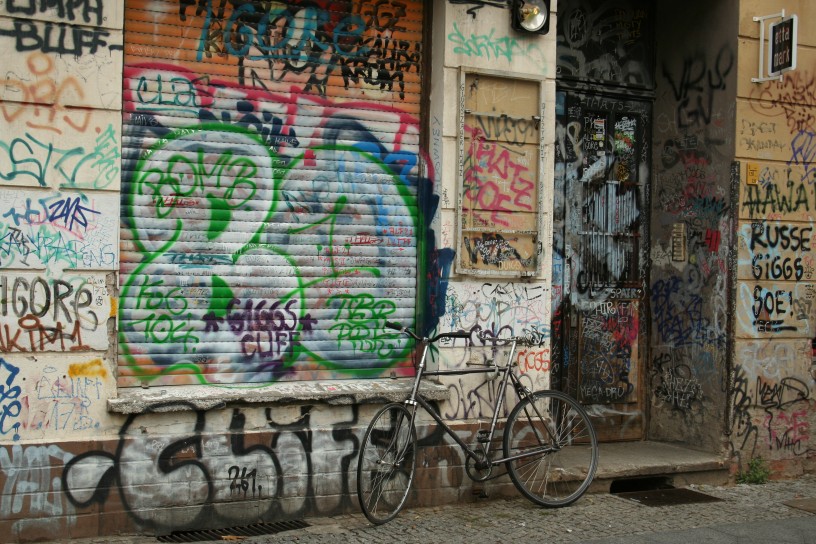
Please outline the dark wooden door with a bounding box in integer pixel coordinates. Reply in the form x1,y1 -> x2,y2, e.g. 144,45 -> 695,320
554,90 -> 650,441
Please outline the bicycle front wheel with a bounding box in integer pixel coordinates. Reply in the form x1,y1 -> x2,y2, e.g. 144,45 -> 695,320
357,403 -> 417,524
504,390 -> 598,507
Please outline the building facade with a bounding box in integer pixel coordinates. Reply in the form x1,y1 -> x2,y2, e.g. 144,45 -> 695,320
0,0 -> 813,541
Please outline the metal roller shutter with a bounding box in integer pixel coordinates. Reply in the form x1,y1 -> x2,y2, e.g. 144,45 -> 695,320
119,0 -> 424,387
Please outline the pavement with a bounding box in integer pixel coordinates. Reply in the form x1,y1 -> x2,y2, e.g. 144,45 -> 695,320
42,473 -> 816,544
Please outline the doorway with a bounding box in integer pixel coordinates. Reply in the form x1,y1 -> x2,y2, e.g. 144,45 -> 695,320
553,90 -> 651,441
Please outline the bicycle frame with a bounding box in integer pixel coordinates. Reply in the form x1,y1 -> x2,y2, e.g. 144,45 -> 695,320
402,334 -> 558,470
357,323 -> 600,524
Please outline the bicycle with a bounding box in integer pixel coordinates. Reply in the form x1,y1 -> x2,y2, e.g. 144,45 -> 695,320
356,321 -> 599,524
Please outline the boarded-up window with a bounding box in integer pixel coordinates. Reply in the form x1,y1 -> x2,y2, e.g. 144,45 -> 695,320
457,73 -> 542,276
119,0 -> 425,387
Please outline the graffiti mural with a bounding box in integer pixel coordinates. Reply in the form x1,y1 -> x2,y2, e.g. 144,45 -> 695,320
0,0 -> 121,455
556,0 -> 653,88
552,87 -> 648,440
118,0 -> 429,386
458,73 -> 541,276
648,31 -> 735,450
724,37 -> 816,471
647,0 -> 816,474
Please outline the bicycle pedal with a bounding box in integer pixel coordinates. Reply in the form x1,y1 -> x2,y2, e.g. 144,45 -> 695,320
476,430 -> 490,443
471,487 -> 488,499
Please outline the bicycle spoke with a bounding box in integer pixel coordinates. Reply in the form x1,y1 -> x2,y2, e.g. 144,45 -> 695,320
357,403 -> 417,524
504,390 -> 598,507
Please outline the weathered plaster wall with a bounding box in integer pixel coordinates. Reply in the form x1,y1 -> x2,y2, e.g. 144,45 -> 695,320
731,0 -> 816,476
0,0 -> 124,539
0,1 -> 558,541
429,0 -> 557,411
0,1 -> 123,440
649,0 -> 738,450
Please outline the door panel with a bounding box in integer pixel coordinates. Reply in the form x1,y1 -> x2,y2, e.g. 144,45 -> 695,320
555,91 -> 650,441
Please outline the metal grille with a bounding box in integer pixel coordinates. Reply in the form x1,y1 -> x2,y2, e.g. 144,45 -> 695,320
614,487 -> 724,506
119,0 -> 426,387
156,520 -> 310,542
611,478 -> 723,507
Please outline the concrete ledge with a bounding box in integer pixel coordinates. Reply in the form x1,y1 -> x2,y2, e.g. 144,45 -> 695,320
107,378 -> 450,414
589,441 -> 731,492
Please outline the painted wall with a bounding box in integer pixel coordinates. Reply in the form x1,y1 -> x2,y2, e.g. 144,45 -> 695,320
730,0 -> 816,476
0,1 -> 558,541
0,0 -> 124,540
4,0 -> 814,540
0,1 -> 123,441
650,0 -> 738,451
424,2 -> 557,463
651,0 -> 816,475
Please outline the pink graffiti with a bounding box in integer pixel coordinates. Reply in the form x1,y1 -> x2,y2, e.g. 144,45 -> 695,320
764,409 -> 810,454
462,126 -> 535,227
124,63 -> 421,154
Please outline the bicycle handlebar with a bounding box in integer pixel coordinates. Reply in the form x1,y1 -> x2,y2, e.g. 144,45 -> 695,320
386,322 -> 545,346
385,321 -> 470,343
385,322 -> 543,347
478,330 -> 545,347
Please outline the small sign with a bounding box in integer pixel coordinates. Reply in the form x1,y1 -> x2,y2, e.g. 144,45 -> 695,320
746,163 -> 759,185
671,223 -> 687,262
769,15 -> 797,76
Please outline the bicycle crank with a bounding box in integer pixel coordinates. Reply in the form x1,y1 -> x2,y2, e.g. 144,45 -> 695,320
465,451 -> 493,482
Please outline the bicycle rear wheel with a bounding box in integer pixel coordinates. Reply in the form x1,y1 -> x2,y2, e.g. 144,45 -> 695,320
357,403 -> 417,524
504,390 -> 598,507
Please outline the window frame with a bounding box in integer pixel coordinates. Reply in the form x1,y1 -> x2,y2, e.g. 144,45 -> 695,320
455,68 -> 546,278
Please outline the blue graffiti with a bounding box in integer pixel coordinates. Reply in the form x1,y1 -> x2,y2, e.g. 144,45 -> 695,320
0,358 -> 22,441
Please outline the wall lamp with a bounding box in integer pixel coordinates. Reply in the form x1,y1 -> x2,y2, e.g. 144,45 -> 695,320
511,0 -> 551,34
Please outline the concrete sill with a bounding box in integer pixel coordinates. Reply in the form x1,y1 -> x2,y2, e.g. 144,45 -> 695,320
107,378 -> 449,414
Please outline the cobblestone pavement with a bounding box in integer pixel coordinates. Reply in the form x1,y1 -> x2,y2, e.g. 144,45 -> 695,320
250,476 -> 816,544
51,475 -> 816,544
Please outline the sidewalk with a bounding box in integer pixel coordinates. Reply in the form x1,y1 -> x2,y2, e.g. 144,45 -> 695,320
47,474 -> 816,544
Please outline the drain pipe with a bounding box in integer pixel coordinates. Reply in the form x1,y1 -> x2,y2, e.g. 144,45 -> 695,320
723,161 -> 740,446
811,339 -> 816,382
